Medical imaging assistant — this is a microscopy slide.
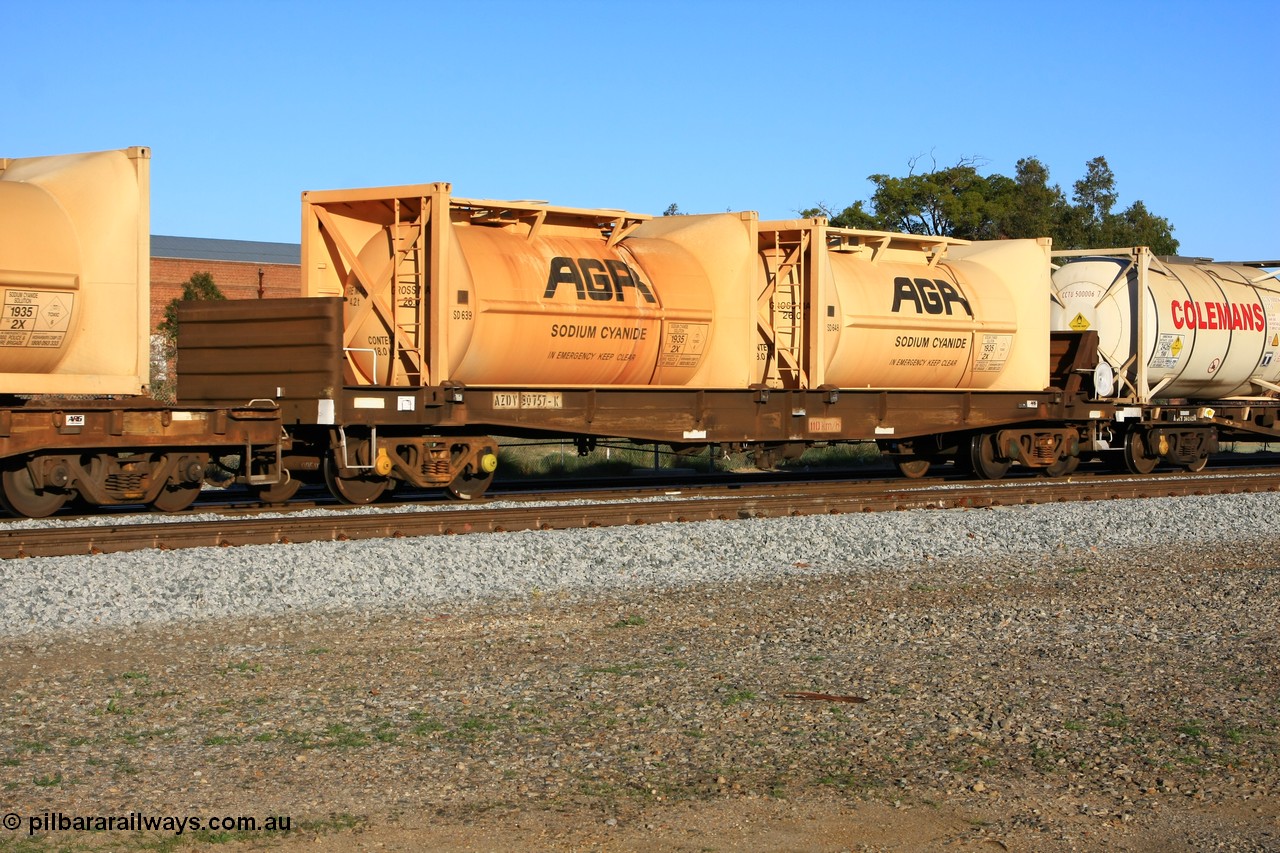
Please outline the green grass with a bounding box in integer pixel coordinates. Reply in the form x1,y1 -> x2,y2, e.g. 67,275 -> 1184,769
1102,709 -> 1130,729
410,718 -> 447,736
1176,721 -> 1206,740
100,692 -> 136,717
322,724 -> 368,748
580,662 -> 648,676
221,661 -> 262,675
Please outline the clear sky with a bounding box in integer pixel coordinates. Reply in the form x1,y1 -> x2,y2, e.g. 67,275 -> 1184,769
6,0 -> 1277,261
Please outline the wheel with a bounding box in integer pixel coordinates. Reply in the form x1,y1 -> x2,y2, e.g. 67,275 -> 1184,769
1182,454 -> 1209,473
895,458 -> 932,479
1043,455 -> 1080,477
1122,431 -> 1159,475
251,473 -> 303,504
323,458 -> 389,504
149,482 -> 202,512
446,445 -> 497,500
0,463 -> 68,518
446,473 -> 492,500
968,433 -> 1010,480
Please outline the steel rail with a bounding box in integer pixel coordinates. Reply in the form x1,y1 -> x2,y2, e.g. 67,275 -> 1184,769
4,469 -> 1280,559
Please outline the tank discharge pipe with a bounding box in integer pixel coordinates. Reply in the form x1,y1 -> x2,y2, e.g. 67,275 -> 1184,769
337,425 -> 378,471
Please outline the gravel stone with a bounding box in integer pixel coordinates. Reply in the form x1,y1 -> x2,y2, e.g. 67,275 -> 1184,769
0,491 -> 1276,636
0,492 -> 1276,850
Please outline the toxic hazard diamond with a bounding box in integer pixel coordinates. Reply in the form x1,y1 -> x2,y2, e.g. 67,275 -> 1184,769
43,296 -> 69,328
1069,312 -> 1090,332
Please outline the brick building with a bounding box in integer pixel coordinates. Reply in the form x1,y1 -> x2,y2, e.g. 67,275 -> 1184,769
150,235 -> 302,333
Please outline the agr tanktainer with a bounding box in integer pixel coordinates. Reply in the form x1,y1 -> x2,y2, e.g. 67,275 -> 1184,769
300,183 -> 1051,395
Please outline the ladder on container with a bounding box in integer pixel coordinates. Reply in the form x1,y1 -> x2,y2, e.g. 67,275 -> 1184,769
763,231 -> 809,388
389,206 -> 427,387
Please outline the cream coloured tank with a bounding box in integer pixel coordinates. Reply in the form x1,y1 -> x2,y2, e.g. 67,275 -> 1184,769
0,147 -> 149,395
0,180 -> 82,373
809,235 -> 1050,391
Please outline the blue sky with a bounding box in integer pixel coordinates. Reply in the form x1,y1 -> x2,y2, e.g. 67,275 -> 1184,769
6,0 -> 1277,260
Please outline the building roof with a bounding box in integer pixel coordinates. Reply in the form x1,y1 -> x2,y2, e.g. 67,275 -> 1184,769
151,235 -> 300,265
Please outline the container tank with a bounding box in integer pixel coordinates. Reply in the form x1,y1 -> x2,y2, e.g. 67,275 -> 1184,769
817,232 -> 1049,390
304,184 -> 1052,394
753,224 -> 1050,392
1052,250 -> 1280,400
0,147 -> 150,395
303,184 -> 758,389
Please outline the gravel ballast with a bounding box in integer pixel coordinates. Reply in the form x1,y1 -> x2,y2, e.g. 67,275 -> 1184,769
1,492 -> 1277,851
0,491 -> 1276,636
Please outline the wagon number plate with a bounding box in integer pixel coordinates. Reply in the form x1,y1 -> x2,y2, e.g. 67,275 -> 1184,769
493,392 -> 564,410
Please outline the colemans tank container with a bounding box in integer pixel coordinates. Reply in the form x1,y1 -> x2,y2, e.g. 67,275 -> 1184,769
1052,250 -> 1280,401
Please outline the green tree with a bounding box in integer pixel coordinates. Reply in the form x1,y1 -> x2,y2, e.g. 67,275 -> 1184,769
997,157 -> 1067,240
1102,199 -> 1179,253
1065,156 -> 1177,253
863,156 -> 1005,239
152,271 -> 226,402
806,155 -> 1177,253
157,271 -> 225,354
799,200 -> 878,230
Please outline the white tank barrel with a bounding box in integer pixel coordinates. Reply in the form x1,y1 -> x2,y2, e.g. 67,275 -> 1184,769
1052,252 -> 1280,400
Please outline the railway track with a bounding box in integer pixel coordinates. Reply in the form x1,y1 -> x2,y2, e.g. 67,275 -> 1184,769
4,466 -> 1280,559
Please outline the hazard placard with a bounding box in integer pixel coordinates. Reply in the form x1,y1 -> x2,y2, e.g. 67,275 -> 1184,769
1069,312 -> 1091,332
0,290 -> 75,349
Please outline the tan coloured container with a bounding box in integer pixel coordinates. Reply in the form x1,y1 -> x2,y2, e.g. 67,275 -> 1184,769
1052,251 -> 1280,400
0,147 -> 150,395
824,234 -> 1048,390
754,223 -> 1051,392
304,183 -> 1050,394
303,184 -> 758,389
